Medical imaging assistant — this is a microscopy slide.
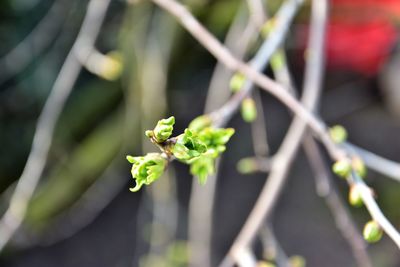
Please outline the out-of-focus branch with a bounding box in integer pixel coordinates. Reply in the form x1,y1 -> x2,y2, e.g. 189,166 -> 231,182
221,1 -> 328,266
189,7 -> 260,267
211,0 -> 305,128
151,0 -> 400,253
344,142 -> 400,183
0,0 -> 111,252
303,136 -> 372,267
0,0 -> 72,84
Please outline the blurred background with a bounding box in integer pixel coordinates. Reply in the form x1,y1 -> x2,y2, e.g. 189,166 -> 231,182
0,0 -> 400,266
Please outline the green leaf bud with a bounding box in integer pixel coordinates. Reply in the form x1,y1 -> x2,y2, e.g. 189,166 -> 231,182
352,156 -> 367,178
241,97 -> 257,123
329,125 -> 348,144
349,186 -> 363,207
261,18 -> 277,38
270,49 -> 285,71
99,51 -> 124,81
289,255 -> 306,267
332,159 -> 352,178
237,157 -> 258,174
127,153 -> 167,192
152,116 -> 175,143
256,261 -> 276,267
230,73 -> 246,93
188,115 -> 212,132
363,220 -> 383,243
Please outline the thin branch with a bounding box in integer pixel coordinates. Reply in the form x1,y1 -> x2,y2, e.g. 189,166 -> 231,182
351,172 -> 400,248
251,90 -> 270,157
211,0 -> 305,127
222,1 -> 328,265
189,7 -> 259,267
303,136 -> 372,267
151,0 -> 400,253
0,0 -> 111,252
0,0 -> 72,84
344,142 -> 400,183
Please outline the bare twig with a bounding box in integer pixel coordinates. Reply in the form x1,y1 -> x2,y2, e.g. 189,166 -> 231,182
0,0 -> 111,252
151,0 -> 400,253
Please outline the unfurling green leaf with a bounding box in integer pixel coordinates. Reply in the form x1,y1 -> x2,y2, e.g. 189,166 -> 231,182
190,155 -> 215,185
172,129 -> 207,161
188,115 -> 212,132
363,220 -> 383,243
127,153 -> 167,192
329,125 -> 348,144
230,73 -> 246,92
241,97 -> 257,123
332,159 -> 352,178
150,116 -> 175,143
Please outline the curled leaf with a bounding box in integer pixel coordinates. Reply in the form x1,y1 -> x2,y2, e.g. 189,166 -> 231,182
148,116 -> 175,143
172,129 -> 207,161
127,153 -> 167,192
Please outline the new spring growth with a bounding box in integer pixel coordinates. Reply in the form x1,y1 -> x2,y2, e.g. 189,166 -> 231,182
363,220 -> 383,243
329,125 -> 348,144
256,261 -> 276,267
332,158 -> 352,178
127,116 -> 234,190
100,51 -> 123,81
146,116 -> 175,143
241,97 -> 257,123
289,255 -> 306,267
349,186 -> 363,207
230,73 -> 246,93
352,156 -> 367,178
127,153 -> 167,192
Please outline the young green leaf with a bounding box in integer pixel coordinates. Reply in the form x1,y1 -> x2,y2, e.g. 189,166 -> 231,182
172,129 -> 207,161
188,115 -> 212,132
150,116 -> 175,143
190,155 -> 215,185
127,153 -> 167,192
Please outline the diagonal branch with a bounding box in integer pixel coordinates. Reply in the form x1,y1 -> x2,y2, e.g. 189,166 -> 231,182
0,0 -> 112,252
151,0 -> 400,254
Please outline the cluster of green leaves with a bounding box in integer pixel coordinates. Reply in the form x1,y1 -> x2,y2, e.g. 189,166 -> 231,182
126,115 -> 234,191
